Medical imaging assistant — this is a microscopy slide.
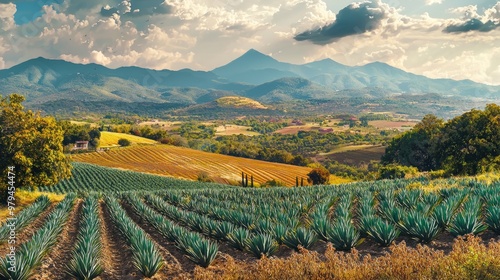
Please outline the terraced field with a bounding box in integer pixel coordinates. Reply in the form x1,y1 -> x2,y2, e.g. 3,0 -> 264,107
70,145 -> 340,186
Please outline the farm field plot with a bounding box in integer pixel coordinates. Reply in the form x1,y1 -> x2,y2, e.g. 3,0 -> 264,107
368,120 -> 418,131
215,124 -> 260,136
70,145 -> 325,186
99,131 -> 158,147
317,145 -> 386,166
3,176 -> 500,279
40,162 -> 229,194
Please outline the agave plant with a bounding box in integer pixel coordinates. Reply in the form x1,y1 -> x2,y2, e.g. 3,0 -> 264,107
67,196 -> 103,280
357,215 -> 377,237
183,239 -> 219,267
247,234 -> 279,258
326,219 -> 361,251
398,212 -> 440,243
214,221 -> 235,241
283,227 -> 318,251
431,202 -> 455,229
448,211 -> 488,237
485,206 -> 500,234
271,224 -> 289,244
130,235 -> 164,277
227,228 -> 251,251
366,218 -> 400,247
311,217 -> 331,241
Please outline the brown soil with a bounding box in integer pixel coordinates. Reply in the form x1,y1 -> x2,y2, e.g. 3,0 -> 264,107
97,200 -> 142,280
32,199 -> 82,280
0,203 -> 56,257
120,201 -> 193,279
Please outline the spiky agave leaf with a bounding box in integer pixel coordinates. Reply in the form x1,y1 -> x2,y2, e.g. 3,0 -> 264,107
448,211 -> 488,237
247,234 -> 279,258
366,218 -> 400,247
399,212 -> 440,243
432,202 -> 455,229
130,234 -> 164,277
227,228 -> 250,251
214,221 -> 235,241
311,218 -> 331,241
485,206 -> 500,234
283,227 -> 318,251
271,224 -> 289,244
326,219 -> 361,251
184,239 -> 219,267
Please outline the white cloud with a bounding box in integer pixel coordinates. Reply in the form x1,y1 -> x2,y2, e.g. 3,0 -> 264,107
425,0 -> 443,6
0,0 -> 498,86
0,3 -> 16,31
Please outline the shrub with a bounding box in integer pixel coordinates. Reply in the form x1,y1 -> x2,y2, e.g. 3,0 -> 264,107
307,167 -> 330,185
378,164 -> 418,179
118,138 -> 131,147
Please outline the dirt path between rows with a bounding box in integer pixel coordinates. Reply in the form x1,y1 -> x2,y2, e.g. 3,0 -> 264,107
0,203 -> 56,258
97,200 -> 142,280
33,199 -> 82,280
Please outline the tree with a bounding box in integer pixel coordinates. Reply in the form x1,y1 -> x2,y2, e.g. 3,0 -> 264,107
382,114 -> 444,171
118,138 -> 131,146
0,94 -> 71,199
307,167 -> 330,185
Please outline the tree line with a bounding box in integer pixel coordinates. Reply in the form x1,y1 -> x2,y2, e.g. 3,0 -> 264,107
382,104 -> 500,176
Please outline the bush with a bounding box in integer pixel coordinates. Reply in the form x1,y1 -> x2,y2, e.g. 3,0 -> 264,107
197,171 -> 214,183
307,167 -> 330,185
118,138 -> 132,147
378,164 -> 418,179
260,179 -> 287,188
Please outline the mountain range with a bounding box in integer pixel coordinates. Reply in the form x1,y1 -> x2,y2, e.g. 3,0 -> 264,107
0,49 -> 498,109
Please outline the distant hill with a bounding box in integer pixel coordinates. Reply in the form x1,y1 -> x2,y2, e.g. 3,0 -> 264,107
1,49 -> 499,117
215,96 -> 268,109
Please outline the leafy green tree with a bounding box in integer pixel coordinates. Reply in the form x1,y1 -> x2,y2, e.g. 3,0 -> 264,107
436,104 -> 500,175
118,138 -> 131,146
307,167 -> 330,185
0,94 -> 71,199
382,114 -> 444,171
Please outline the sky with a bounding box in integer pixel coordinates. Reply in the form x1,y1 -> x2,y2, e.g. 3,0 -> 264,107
0,0 -> 499,85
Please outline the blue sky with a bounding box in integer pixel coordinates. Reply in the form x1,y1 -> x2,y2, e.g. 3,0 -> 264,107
0,0 -> 499,85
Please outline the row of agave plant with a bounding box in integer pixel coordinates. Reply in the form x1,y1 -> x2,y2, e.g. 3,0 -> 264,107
123,194 -> 219,267
0,193 -> 76,280
0,195 -> 51,242
148,192 -> 285,258
104,196 -> 164,278
154,191 -> 326,257
159,183 -> 500,253
66,195 -> 103,280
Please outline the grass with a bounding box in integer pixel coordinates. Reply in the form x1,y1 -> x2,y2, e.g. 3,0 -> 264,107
99,131 -> 158,147
69,144 -> 340,186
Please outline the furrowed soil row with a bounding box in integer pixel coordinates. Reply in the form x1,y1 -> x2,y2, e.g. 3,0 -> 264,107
98,201 -> 142,280
32,199 -> 82,280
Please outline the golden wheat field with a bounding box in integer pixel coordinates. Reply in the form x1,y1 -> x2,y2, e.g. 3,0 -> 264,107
70,144 -> 349,186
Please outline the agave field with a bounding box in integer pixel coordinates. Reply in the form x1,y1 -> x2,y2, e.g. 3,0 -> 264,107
1,165 -> 500,279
